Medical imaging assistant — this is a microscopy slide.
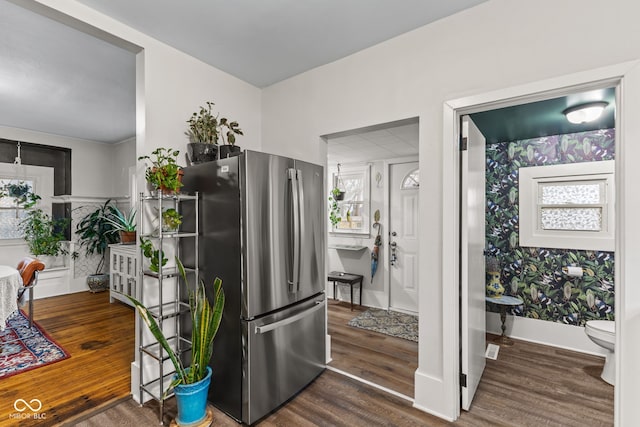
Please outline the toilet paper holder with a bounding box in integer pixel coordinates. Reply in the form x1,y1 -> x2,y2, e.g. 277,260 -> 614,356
562,265 -> 583,277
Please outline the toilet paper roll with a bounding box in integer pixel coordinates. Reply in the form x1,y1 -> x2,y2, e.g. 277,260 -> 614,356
563,266 -> 583,277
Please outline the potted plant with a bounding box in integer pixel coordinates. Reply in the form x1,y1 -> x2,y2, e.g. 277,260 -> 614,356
328,190 -> 342,227
161,208 -> 182,232
140,237 -> 167,273
138,148 -> 184,195
123,257 -> 224,426
0,181 -> 40,208
186,101 -> 243,162
103,205 -> 137,243
75,200 -> 120,292
19,208 -> 72,268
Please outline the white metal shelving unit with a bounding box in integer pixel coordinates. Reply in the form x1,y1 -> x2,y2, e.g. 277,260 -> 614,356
137,190 -> 199,424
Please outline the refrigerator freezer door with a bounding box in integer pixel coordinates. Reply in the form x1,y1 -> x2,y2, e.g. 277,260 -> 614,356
296,159 -> 326,299
245,295 -> 326,424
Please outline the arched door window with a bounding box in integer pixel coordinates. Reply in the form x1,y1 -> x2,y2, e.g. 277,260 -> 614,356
401,168 -> 419,189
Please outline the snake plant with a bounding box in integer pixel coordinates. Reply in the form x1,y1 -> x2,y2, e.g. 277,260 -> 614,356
122,257 -> 224,393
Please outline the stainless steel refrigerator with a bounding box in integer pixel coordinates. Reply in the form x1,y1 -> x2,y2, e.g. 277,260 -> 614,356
182,150 -> 326,425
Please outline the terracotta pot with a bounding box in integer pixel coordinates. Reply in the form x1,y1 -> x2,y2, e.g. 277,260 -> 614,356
119,231 -> 136,244
157,169 -> 184,195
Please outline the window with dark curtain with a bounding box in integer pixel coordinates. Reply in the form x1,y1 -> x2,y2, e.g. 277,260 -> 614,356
0,139 -> 72,239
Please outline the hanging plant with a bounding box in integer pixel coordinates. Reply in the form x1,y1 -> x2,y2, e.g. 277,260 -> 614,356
328,193 -> 341,227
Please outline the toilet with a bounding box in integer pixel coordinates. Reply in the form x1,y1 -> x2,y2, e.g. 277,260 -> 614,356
584,320 -> 615,385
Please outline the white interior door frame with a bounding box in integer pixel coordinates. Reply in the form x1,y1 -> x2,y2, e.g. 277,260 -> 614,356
441,61 -> 640,422
383,155 -> 419,310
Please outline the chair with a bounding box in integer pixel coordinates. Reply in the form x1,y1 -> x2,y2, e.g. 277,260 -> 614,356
16,257 -> 45,328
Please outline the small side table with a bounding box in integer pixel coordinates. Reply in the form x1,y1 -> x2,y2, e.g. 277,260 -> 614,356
485,295 -> 523,346
328,271 -> 364,311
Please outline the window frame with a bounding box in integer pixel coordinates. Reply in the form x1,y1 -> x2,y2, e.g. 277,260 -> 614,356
519,160 -> 614,251
329,163 -> 371,236
0,163 -> 54,245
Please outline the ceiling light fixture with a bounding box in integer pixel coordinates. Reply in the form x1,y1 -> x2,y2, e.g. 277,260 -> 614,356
563,101 -> 608,124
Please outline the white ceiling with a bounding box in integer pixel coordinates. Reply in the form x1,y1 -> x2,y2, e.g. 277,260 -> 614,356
73,0 -> 488,88
0,0 -> 487,144
0,0 -> 136,143
327,122 -> 419,164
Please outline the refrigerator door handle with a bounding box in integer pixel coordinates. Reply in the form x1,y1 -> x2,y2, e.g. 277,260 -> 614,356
287,168 -> 300,293
254,300 -> 324,334
295,169 -> 304,291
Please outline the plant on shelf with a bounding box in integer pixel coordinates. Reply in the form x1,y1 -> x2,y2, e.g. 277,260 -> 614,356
140,237 -> 168,273
161,208 -> 182,232
138,147 -> 183,194
75,200 -> 120,292
103,205 -> 137,244
122,257 -> 225,426
19,208 -> 72,259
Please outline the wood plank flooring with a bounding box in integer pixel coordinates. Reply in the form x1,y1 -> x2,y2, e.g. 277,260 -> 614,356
327,300 -> 418,397
1,292 -> 614,426
0,291 -> 134,426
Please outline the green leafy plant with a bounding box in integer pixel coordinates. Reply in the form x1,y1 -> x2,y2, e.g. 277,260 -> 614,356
0,181 -> 40,208
122,257 -> 224,393
186,101 -> 243,145
75,200 -> 120,274
103,206 -> 136,232
138,148 -> 183,193
140,237 -> 167,273
328,192 -> 341,227
162,208 -> 182,231
19,208 -> 71,257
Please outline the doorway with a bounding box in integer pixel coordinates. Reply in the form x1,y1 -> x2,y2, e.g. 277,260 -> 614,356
324,118 -> 419,399
455,72 -> 619,418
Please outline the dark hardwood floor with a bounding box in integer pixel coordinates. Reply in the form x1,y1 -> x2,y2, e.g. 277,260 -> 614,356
328,300 -> 418,397
0,291 -> 134,426
1,292 -> 614,426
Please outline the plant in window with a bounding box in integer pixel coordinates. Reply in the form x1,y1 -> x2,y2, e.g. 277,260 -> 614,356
328,192 -> 341,227
0,181 -> 40,208
19,209 -> 71,257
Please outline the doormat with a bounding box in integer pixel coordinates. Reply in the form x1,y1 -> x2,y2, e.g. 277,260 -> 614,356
348,308 -> 418,342
0,310 -> 70,379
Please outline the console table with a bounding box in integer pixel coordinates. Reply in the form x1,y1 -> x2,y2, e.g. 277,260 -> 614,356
328,271 -> 364,311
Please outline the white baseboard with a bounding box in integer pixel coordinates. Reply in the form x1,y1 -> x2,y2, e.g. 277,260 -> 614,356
486,312 -> 607,357
413,369 -> 455,422
326,334 -> 332,364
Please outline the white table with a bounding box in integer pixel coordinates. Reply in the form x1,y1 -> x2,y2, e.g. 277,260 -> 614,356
0,265 -> 21,331
485,295 -> 523,346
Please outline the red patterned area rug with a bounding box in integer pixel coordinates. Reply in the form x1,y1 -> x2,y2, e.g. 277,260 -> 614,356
0,310 -> 70,378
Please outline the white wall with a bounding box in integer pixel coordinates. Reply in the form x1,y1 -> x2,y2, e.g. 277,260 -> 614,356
110,136 -> 136,198
261,0 -> 640,423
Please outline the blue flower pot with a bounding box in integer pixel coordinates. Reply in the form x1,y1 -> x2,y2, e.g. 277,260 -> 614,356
174,366 -> 212,426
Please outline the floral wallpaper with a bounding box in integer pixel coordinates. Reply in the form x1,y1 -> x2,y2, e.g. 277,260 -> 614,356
485,129 -> 615,326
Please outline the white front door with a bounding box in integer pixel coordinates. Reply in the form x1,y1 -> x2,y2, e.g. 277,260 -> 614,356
389,161 -> 419,313
460,116 -> 487,410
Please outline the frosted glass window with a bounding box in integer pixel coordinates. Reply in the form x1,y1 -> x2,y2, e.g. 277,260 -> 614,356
540,207 -> 602,231
540,183 -> 601,205
519,161 -> 614,251
402,169 -> 419,189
